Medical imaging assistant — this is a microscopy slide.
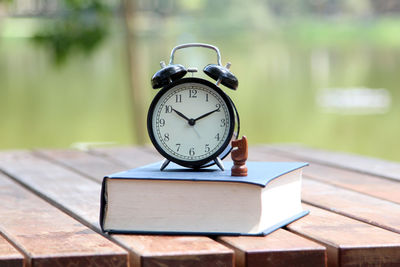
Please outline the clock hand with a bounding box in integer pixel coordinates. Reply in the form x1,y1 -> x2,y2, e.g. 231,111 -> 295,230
172,108 -> 190,121
192,125 -> 201,138
172,108 -> 196,126
194,107 -> 220,122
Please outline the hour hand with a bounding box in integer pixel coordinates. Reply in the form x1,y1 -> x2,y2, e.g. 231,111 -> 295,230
172,108 -> 190,121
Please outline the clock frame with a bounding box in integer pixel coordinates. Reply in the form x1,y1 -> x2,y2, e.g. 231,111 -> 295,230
148,43 -> 240,170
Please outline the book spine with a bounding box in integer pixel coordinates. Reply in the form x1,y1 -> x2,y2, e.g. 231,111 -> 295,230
99,177 -> 107,232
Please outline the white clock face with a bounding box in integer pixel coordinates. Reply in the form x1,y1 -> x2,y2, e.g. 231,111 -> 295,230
150,81 -> 233,163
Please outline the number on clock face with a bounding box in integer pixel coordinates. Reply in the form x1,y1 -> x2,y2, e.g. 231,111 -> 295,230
151,82 -> 231,162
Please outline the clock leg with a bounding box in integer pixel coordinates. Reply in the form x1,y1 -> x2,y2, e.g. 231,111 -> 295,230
160,159 -> 171,171
214,157 -> 224,171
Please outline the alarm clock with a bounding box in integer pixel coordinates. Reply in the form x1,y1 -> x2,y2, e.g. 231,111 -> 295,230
147,43 -> 240,171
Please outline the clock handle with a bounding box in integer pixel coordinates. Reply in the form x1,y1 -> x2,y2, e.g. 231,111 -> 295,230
169,43 -> 222,66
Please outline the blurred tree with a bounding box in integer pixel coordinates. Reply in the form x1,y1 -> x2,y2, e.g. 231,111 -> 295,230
33,0 -> 112,64
121,0 -> 148,144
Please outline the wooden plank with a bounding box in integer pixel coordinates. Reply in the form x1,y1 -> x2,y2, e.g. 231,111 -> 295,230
301,163 -> 400,205
34,149 -> 127,183
0,150 -> 103,226
301,178 -> 400,234
287,204 -> 400,267
249,146 -> 400,205
0,236 -> 24,267
116,235 -> 233,267
269,144 -> 400,181
93,146 -> 327,267
218,229 -> 326,267
89,146 -> 163,168
0,172 -> 127,267
0,150 -> 234,267
247,146 -> 297,162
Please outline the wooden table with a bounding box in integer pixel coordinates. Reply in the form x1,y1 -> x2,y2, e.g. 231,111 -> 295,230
1,145 -> 400,267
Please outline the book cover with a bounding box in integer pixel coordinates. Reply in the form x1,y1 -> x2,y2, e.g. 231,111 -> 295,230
100,161 -> 309,236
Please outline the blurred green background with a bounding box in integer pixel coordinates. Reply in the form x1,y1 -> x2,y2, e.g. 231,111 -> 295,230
1,0 -> 400,161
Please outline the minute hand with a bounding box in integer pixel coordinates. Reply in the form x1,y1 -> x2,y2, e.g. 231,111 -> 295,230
194,108 -> 220,122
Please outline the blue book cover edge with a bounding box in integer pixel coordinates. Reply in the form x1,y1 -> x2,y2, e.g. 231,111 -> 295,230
105,161 -> 309,187
102,210 -> 309,236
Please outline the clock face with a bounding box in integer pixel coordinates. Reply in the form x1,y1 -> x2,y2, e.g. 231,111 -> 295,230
147,78 -> 235,168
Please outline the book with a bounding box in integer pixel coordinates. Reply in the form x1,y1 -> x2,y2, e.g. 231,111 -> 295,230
100,161 -> 309,236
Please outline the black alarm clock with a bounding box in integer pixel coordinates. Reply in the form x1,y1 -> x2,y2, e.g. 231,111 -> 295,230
147,43 -> 240,171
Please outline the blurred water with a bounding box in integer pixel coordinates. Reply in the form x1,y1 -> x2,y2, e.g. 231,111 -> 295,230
1,17 -> 400,161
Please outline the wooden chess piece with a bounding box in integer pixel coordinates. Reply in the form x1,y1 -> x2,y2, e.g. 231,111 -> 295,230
231,136 -> 248,176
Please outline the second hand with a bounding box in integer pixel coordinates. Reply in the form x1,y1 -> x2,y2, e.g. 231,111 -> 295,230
192,125 -> 201,138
